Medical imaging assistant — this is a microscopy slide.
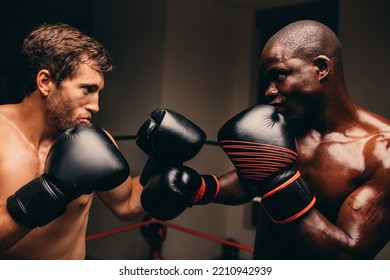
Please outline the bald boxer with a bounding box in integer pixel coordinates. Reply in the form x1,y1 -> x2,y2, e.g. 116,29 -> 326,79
139,20 -> 390,259
0,23 -> 145,259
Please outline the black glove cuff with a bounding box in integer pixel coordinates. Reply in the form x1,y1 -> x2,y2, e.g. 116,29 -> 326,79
194,175 -> 220,205
259,172 -> 316,224
6,176 -> 68,228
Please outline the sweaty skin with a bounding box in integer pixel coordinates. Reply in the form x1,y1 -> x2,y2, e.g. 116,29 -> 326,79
214,21 -> 390,259
253,112 -> 390,259
251,34 -> 390,259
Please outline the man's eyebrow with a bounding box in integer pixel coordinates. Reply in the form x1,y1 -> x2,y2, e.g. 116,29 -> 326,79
79,83 -> 102,91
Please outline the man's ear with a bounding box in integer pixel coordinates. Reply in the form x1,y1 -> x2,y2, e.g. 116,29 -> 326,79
314,55 -> 330,80
36,69 -> 53,97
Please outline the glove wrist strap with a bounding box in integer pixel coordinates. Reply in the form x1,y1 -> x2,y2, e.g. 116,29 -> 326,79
193,175 -> 220,205
259,171 -> 316,224
7,176 -> 68,228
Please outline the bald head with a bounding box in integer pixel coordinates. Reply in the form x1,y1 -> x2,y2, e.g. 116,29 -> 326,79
264,20 -> 344,77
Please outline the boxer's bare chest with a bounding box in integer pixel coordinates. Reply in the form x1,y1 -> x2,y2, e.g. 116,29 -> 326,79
0,124 -> 91,208
296,132 -> 368,220
0,126 -> 51,196
0,125 -> 92,259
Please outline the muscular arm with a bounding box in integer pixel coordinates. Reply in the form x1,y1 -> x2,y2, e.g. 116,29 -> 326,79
255,182 -> 390,259
96,176 -> 146,221
256,134 -> 390,259
213,170 -> 256,205
294,180 -> 389,259
0,203 -> 30,252
301,135 -> 390,259
97,130 -> 146,220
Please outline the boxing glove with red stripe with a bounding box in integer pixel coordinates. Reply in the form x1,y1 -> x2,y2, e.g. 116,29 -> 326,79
217,105 -> 315,224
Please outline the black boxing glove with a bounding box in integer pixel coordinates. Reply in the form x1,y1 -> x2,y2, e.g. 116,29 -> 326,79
141,165 -> 220,221
7,123 -> 130,228
136,108 -> 206,186
217,105 -> 316,224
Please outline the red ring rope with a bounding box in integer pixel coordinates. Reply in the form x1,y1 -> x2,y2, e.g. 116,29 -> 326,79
85,219 -> 155,241
158,220 -> 254,253
86,219 -> 254,253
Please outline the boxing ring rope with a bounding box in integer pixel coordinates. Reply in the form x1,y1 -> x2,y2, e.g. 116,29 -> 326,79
86,219 -> 154,242
86,218 -> 254,253
158,220 -> 254,253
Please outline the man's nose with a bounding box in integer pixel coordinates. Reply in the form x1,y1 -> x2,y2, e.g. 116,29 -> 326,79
264,82 -> 278,97
86,93 -> 99,114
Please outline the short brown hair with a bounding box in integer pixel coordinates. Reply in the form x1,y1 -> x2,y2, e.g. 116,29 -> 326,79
21,23 -> 112,95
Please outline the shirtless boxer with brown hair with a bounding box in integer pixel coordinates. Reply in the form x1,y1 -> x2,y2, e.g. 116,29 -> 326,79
137,20 -> 390,259
0,23 -> 145,259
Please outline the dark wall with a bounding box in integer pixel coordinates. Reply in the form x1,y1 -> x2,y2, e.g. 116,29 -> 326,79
0,0 -> 95,103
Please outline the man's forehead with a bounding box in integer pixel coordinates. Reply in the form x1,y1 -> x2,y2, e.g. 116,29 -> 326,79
260,43 -> 293,67
72,62 -> 103,77
65,62 -> 105,88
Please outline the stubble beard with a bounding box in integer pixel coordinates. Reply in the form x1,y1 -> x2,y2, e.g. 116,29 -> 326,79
46,89 -> 77,133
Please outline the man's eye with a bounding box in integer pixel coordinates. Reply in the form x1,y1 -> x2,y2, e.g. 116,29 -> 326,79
268,71 -> 287,83
275,73 -> 287,82
83,86 -> 97,93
